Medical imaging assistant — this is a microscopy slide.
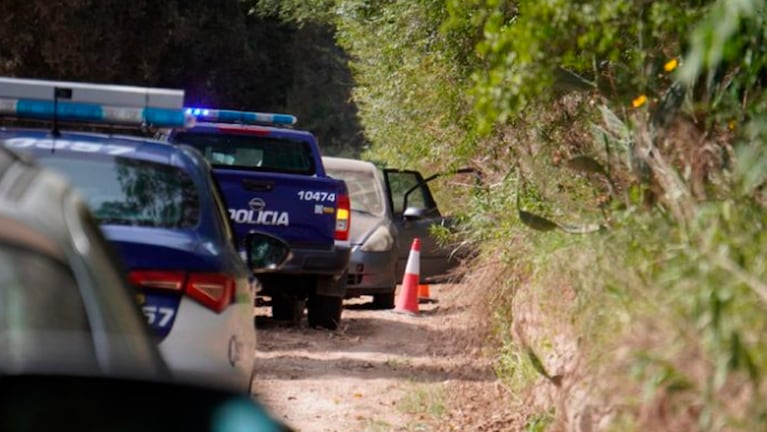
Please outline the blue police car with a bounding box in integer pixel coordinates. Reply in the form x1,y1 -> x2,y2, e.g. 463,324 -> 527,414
159,109 -> 352,330
0,77 -> 289,392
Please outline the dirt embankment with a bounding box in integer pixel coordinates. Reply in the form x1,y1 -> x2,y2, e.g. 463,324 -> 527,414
251,284 -> 522,431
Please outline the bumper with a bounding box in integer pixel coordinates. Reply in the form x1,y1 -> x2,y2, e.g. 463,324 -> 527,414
344,246 -> 398,297
276,245 -> 351,279
159,297 -> 255,393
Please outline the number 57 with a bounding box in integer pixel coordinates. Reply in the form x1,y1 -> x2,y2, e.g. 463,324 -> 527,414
142,305 -> 175,327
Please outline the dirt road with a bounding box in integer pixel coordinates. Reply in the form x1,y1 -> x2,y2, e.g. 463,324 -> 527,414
251,284 -> 520,432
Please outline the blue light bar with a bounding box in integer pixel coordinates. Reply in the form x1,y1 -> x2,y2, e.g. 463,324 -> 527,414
0,98 -> 190,128
184,107 -> 297,126
0,77 -> 190,128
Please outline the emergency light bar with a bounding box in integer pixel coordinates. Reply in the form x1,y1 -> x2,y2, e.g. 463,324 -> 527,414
185,107 -> 297,127
0,77 -> 190,128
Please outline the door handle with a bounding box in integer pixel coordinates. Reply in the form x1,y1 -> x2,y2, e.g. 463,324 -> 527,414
241,179 -> 274,192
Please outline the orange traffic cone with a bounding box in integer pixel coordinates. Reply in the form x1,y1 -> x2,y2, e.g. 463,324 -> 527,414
418,284 -> 435,304
394,238 -> 421,315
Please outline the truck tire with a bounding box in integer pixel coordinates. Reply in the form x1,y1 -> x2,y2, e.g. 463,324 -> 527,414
372,291 -> 396,310
271,293 -> 305,324
307,293 -> 343,330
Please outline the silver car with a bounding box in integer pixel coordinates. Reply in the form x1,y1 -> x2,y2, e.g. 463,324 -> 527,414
323,157 -> 474,309
323,157 -> 400,308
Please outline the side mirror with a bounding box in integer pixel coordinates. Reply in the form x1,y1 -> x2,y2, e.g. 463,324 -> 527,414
403,206 -> 425,221
245,231 -> 291,273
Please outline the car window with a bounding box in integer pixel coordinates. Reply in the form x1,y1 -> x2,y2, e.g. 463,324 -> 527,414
326,168 -> 385,217
0,243 -> 97,367
39,157 -> 200,229
386,171 -> 429,215
173,131 -> 315,174
0,245 -> 89,332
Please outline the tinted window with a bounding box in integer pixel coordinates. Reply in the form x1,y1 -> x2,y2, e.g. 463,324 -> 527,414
40,157 -> 200,229
173,131 -> 315,174
326,168 -> 385,217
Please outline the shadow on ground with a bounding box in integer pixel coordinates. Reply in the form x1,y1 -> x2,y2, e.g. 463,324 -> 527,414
253,353 -> 494,383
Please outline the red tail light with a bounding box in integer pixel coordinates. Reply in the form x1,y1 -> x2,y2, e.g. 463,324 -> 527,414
128,270 -> 235,313
335,193 -> 351,241
128,270 -> 186,291
186,273 -> 236,313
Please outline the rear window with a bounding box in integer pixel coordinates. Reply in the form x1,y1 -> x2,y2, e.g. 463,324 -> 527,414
172,131 -> 315,174
40,157 -> 200,229
326,168 -> 385,217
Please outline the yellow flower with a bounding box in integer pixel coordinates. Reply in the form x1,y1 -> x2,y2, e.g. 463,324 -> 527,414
632,94 -> 647,108
728,120 -> 737,131
664,58 -> 678,72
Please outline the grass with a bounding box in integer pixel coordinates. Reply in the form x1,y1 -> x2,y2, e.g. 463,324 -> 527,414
385,357 -> 412,370
524,409 -> 555,432
398,383 -> 447,430
494,338 -> 544,398
361,418 -> 393,432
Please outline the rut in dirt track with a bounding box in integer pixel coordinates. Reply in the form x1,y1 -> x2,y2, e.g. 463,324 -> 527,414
250,285 -> 517,432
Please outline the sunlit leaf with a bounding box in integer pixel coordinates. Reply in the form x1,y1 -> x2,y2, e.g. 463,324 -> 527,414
518,210 -> 558,231
525,346 -> 552,380
557,222 -> 605,234
599,105 -> 630,142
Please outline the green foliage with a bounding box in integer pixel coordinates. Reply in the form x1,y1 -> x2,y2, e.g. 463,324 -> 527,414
525,409 -> 555,432
337,1 -> 474,168
570,194 -> 767,429
253,0 -> 476,168
456,0 -> 707,134
250,0 -> 336,24
494,336 -> 541,396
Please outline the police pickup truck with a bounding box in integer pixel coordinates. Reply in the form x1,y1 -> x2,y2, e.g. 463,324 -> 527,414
159,109 -> 351,330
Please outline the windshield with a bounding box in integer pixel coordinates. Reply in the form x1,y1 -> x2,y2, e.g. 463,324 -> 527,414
40,157 -> 200,229
326,168 -> 385,217
173,131 -> 315,174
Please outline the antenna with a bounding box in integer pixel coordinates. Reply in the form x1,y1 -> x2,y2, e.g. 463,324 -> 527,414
52,86 -> 72,139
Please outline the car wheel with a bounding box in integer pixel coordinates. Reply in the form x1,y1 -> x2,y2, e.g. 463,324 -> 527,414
307,294 -> 343,330
372,291 -> 396,310
271,293 -> 305,324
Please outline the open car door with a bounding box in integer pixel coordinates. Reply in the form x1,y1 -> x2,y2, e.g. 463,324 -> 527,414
383,168 -> 477,283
